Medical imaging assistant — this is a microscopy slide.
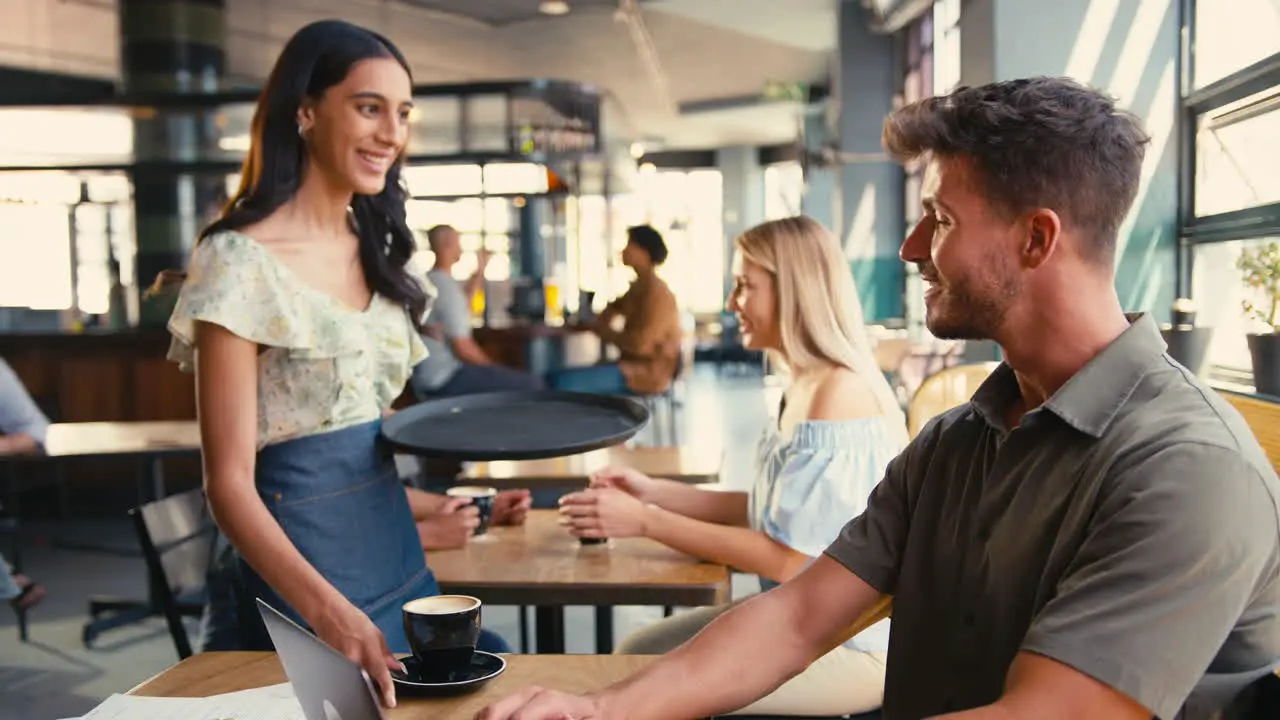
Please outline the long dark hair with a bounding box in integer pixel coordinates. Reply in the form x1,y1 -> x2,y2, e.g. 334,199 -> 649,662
196,19 -> 428,325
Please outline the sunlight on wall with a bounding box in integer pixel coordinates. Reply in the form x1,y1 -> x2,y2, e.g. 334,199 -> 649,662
1063,0 -> 1122,81
1109,0 -> 1172,106
843,182 -> 878,262
1114,58 -> 1176,261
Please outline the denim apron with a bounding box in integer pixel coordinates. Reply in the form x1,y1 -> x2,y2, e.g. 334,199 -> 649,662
225,419 -> 439,654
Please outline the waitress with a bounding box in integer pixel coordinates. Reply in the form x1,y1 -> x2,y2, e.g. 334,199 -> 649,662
163,20 -> 503,708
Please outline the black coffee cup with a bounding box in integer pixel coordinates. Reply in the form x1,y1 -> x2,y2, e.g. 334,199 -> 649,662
447,486 -> 496,535
402,595 -> 482,678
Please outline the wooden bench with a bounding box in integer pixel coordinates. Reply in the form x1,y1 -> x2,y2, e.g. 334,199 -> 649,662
1220,391 -> 1280,473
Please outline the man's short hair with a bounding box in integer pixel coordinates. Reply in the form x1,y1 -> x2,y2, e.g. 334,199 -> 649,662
426,224 -> 456,250
882,76 -> 1150,264
627,225 -> 668,265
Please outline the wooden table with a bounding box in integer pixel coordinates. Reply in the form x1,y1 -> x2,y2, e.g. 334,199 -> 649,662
44,420 -> 201,457
462,445 -> 721,489
130,651 -> 658,719
429,510 -> 730,654
3,420 -> 202,646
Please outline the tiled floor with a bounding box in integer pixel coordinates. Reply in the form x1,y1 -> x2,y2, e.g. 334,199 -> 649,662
0,364 -> 772,720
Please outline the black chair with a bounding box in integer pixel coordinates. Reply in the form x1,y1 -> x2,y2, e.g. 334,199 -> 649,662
632,353 -> 686,447
1227,671 -> 1280,719
123,488 -> 216,658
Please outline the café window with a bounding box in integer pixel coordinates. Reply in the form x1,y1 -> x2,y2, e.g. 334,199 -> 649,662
1193,0 -> 1280,89
1178,0 -> 1280,389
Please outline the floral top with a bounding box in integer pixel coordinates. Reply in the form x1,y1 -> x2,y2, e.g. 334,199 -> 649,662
166,230 -> 430,448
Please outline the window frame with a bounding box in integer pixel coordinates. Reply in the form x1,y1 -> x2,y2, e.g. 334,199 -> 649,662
1177,0 -> 1280,295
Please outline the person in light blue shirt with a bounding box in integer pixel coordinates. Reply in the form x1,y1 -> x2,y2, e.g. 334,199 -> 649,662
0,356 -> 49,610
409,224 -> 543,398
558,216 -> 907,717
0,357 -> 49,456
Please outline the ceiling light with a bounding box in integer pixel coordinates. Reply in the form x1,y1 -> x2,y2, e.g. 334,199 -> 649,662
539,1 -> 570,15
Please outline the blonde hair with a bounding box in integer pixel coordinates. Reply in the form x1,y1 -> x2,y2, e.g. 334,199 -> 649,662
735,216 -> 907,445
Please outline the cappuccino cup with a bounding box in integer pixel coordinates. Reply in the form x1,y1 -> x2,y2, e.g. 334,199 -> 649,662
446,486 -> 497,535
402,594 -> 482,678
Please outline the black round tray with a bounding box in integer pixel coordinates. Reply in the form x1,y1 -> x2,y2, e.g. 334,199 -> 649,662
381,390 -> 650,460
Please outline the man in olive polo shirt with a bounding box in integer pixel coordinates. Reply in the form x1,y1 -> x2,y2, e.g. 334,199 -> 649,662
478,77 -> 1280,720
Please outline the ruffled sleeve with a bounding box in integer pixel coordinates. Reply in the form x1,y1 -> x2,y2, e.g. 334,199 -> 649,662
166,231 -> 348,372
758,419 -> 904,557
404,254 -> 435,368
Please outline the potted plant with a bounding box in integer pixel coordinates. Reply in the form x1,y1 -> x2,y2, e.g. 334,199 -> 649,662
1237,240 -> 1280,396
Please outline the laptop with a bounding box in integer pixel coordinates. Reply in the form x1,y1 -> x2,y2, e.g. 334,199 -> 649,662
257,598 -> 386,720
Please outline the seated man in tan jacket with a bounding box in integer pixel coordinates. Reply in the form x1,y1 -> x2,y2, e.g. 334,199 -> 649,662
548,225 -> 681,395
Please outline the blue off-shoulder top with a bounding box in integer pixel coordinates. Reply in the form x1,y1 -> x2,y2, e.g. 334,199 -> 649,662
749,406 -> 904,653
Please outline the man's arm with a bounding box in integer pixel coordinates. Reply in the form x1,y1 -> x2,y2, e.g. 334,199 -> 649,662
463,250 -> 490,299
482,440 -> 921,720
600,290 -> 678,359
591,287 -> 632,336
448,336 -> 493,365
433,273 -> 493,365
405,487 -> 452,518
929,652 -> 1149,720
479,555 -> 886,720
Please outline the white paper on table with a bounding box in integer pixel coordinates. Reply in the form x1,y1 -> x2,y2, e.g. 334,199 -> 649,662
76,682 -> 304,720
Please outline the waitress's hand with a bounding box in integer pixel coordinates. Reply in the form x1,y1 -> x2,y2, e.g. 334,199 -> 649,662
311,597 -> 402,709
558,487 -> 651,539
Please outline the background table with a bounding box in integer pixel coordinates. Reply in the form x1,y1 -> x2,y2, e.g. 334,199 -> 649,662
3,420 -> 202,645
461,445 -> 721,489
429,509 -> 730,653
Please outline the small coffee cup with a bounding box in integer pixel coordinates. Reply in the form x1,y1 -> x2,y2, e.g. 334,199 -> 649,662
578,535 -> 608,545
402,595 -> 482,678
446,486 -> 497,535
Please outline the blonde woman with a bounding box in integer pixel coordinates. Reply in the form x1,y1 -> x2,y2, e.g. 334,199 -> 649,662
559,215 -> 907,716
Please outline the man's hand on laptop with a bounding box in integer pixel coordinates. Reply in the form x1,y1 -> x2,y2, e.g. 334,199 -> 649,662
312,596 -> 402,708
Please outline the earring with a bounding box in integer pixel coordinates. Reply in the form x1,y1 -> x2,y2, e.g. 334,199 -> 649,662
297,124 -> 306,138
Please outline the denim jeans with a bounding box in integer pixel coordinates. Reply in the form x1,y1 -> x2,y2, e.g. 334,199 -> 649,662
544,363 -> 628,394
427,363 -> 545,398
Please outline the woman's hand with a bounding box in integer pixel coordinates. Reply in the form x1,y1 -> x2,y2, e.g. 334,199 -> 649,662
588,465 -> 656,502
310,596 -> 403,709
558,487 -> 652,539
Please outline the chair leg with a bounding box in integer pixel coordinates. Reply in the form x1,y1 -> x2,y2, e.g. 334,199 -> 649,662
16,605 -> 28,643
665,395 -> 679,446
518,605 -> 529,654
